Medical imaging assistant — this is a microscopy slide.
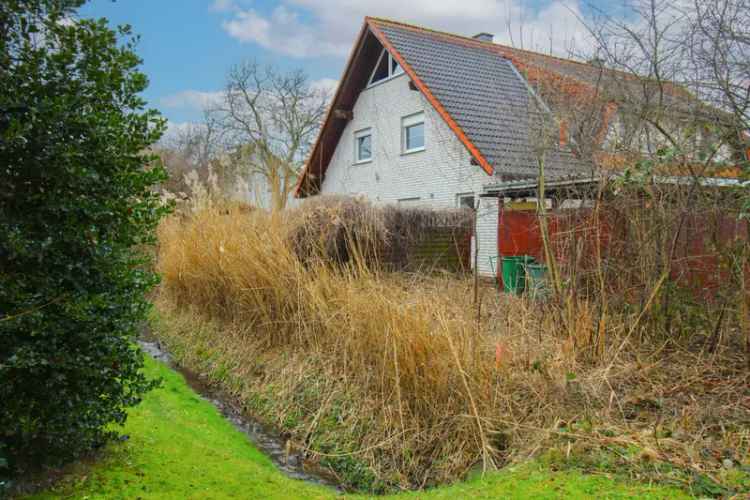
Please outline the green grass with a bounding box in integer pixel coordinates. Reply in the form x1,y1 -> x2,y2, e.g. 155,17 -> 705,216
28,355 -> 690,499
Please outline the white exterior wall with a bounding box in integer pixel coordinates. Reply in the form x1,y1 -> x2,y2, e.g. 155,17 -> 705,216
604,114 -> 735,162
475,197 -> 500,278
319,73 -> 499,276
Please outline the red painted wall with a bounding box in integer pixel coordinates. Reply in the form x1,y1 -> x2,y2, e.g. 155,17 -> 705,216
497,207 -> 748,297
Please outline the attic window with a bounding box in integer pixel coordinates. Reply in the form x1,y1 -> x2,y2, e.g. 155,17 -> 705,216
391,56 -> 403,76
368,48 -> 404,87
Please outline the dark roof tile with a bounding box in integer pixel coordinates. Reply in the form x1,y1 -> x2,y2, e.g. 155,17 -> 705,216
374,20 -> 590,179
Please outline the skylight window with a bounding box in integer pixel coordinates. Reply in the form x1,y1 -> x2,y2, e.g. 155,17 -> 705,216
368,48 -> 404,86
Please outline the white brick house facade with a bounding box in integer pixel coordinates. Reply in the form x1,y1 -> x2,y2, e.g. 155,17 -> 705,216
296,18 -> 591,278
320,73 -> 500,277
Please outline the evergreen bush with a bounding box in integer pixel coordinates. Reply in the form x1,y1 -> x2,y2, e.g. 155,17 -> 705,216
0,0 -> 169,472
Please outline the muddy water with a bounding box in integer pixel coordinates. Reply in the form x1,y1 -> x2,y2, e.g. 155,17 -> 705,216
138,340 -> 342,491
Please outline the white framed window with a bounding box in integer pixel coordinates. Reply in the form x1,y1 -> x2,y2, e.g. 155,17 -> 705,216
402,112 -> 425,154
354,128 -> 372,163
368,48 -> 404,87
456,193 -> 475,210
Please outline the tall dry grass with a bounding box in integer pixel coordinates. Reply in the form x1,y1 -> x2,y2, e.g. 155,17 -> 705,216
154,197 -> 750,492
156,201 -> 578,487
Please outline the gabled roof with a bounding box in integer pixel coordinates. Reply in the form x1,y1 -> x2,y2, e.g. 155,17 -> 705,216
295,17 -> 591,198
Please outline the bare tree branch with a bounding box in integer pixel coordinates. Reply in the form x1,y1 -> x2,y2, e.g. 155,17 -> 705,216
208,61 -> 329,210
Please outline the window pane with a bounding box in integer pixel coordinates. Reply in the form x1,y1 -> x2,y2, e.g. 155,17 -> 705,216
357,134 -> 372,160
406,122 -> 424,150
391,57 -> 403,75
370,51 -> 389,85
459,195 -> 475,209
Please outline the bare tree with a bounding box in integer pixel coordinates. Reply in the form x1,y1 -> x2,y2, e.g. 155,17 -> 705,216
166,112 -> 222,169
156,113 -> 228,197
210,61 -> 329,211
582,0 -> 749,164
684,0 -> 750,154
531,0 -> 750,358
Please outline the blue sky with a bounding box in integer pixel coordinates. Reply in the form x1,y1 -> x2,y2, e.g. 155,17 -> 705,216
78,0 -> 607,129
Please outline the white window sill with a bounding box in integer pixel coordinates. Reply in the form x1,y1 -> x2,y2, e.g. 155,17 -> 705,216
353,158 -> 373,165
401,147 -> 425,156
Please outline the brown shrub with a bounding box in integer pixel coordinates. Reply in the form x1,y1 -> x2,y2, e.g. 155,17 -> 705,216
285,196 -> 472,270
153,197 -> 750,493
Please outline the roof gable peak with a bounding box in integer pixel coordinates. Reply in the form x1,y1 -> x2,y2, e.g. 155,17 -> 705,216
294,17 -> 589,198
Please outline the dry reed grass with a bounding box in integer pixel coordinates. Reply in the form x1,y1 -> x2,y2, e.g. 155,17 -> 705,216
153,198 -> 750,493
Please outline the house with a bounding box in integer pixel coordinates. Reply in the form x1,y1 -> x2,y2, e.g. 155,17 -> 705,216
293,17 -> 741,277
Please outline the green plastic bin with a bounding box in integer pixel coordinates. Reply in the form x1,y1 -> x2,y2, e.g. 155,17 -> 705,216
523,262 -> 549,300
501,255 -> 535,295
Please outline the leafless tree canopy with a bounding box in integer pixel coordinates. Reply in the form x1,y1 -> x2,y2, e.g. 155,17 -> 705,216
686,0 -> 750,131
165,115 -> 222,169
156,113 -> 228,197
210,61 -> 330,210
583,0 -> 749,164
157,62 -> 329,209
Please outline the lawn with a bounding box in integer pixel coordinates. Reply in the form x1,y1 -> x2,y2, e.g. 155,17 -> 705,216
28,355 -> 689,499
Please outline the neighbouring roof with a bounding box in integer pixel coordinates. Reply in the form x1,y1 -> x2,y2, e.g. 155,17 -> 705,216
295,17 -> 597,198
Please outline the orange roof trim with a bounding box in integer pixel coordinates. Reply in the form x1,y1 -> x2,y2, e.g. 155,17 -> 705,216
293,22 -> 372,198
366,18 -> 495,177
295,16 -> 613,198
294,17 -> 499,197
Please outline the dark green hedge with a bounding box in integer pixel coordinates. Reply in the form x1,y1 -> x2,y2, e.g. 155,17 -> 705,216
0,0 -> 169,476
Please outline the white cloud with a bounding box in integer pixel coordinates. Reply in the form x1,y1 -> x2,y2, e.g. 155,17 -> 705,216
222,5 -> 348,57
160,90 -> 224,111
310,77 -> 339,95
160,78 -> 336,127
216,0 -> 596,59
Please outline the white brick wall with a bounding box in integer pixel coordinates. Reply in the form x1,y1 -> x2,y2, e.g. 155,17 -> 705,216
319,74 -> 499,276
475,197 -> 499,278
